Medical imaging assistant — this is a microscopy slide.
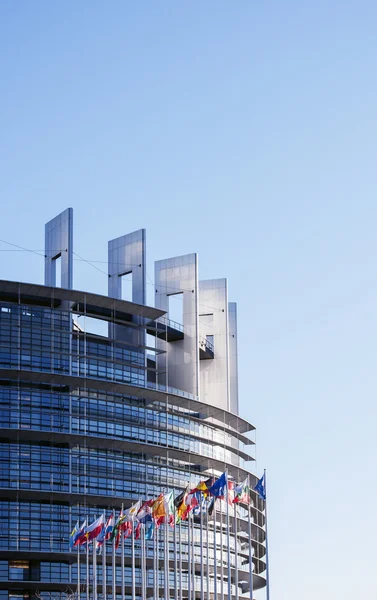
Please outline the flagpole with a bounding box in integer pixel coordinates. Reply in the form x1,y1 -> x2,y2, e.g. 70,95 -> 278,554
164,518 -> 169,600
179,521 -> 183,600
247,479 -> 254,600
154,525 -> 157,600
131,517 -> 136,600
141,524 -> 146,600
93,528 -> 97,600
213,500 -> 218,600
264,469 -> 270,600
191,513 -> 195,600
206,505 -> 209,600
173,515 -> 178,600
156,523 -> 159,600
226,491 -> 231,600
86,515 -> 89,600
102,515 -> 107,600
200,497 -> 204,600
77,542 -> 81,600
187,513 -> 191,600
220,501 -> 224,600
233,501 -> 239,600
112,526 -> 116,600
121,505 -> 125,600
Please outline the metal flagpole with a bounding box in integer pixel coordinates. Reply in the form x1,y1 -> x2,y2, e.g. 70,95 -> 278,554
179,521 -> 183,600
154,526 -> 157,600
121,530 -> 125,600
86,515 -> 89,600
173,517 -> 178,600
213,500 -> 218,600
264,469 -> 270,600
121,506 -> 125,600
233,502 -> 239,600
191,513 -> 195,600
141,525 -> 146,600
206,505 -> 209,600
86,542 -> 90,600
187,514 -> 191,600
200,497 -> 204,600
131,517 -> 136,600
156,524 -> 159,600
247,478 -> 254,600
164,520 -> 167,600
102,522 -> 107,600
144,526 -> 148,600
93,532 -> 97,600
77,542 -> 81,600
112,535 -> 116,600
226,495 -> 231,600
220,501 -> 224,600
164,518 -> 169,600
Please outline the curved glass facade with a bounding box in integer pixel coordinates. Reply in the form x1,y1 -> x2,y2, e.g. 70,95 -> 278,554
0,281 -> 267,600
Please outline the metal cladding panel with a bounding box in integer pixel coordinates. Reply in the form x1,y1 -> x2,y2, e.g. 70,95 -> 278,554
199,279 -> 230,411
44,208 -> 73,289
155,253 -> 199,397
228,301 -> 239,415
108,229 -> 146,305
108,229 -> 146,346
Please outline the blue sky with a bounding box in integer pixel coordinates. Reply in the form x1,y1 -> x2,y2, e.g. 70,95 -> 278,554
1,1 -> 377,598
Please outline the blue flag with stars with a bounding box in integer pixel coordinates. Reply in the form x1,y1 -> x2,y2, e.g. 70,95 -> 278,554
209,472 -> 228,498
254,474 -> 266,500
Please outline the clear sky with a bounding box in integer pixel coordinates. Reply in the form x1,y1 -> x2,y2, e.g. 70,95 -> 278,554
1,1 -> 377,598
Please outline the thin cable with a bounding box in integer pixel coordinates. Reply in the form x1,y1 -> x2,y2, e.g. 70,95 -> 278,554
0,239 -> 46,258
72,251 -> 109,277
74,258 -> 142,268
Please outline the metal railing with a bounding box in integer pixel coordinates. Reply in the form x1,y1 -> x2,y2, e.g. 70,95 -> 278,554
199,335 -> 214,353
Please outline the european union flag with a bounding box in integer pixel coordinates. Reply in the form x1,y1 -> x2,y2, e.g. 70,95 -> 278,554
209,472 -> 228,498
254,474 -> 266,500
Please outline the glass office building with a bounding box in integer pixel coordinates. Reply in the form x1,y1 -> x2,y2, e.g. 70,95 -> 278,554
0,209 -> 266,600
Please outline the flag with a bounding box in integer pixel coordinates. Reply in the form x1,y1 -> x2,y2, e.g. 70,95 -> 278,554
74,520 -> 87,546
85,514 -> 105,542
175,487 -> 199,523
227,479 -> 235,505
191,477 -> 214,498
151,494 -> 166,526
207,497 -> 216,516
124,500 -> 142,521
192,492 -> 206,516
174,486 -> 191,523
209,472 -> 228,499
123,520 -> 133,539
120,500 -> 142,540
164,491 -> 176,527
233,478 -> 250,504
254,474 -> 266,501
110,510 -> 124,549
137,499 -> 154,524
145,520 -> 155,540
97,513 -> 114,548
174,486 -> 189,509
105,512 -> 115,540
70,520 -> 79,549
